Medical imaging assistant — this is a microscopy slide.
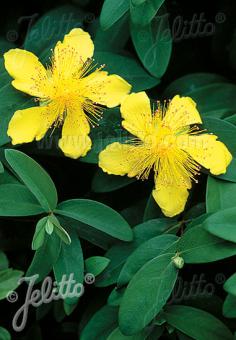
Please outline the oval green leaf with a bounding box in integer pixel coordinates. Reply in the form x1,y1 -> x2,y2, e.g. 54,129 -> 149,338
119,253 -> 178,335
56,199 -> 133,242
164,305 -> 232,340
53,228 -> 84,305
81,305 -> 118,340
94,51 -> 160,91
0,184 -> 45,216
179,225 -> 236,263
85,256 -> 110,277
96,218 -> 176,287
131,7 -> 172,78
206,176 -> 236,213
203,207 -> 236,243
100,0 -> 129,30
5,149 -> 58,211
117,234 -> 178,287
27,233 -> 61,282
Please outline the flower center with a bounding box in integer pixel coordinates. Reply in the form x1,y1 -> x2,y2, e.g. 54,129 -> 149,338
128,112 -> 201,184
143,125 -> 176,157
37,56 -> 103,128
156,126 -> 176,155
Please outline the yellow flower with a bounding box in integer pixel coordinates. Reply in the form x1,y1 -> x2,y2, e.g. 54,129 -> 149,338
99,92 -> 232,217
4,28 -> 131,159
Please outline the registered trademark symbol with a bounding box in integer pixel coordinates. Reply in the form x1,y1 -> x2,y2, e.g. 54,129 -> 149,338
215,12 -> 226,24
215,273 -> 226,285
84,273 -> 95,284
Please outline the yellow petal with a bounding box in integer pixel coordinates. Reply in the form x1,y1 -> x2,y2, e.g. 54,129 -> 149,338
178,134 -> 232,175
8,105 -> 56,145
53,28 -> 94,73
163,95 -> 202,131
4,48 -> 48,97
81,71 -> 131,108
99,142 -> 139,176
120,92 -> 152,140
58,104 -> 91,159
152,165 -> 191,217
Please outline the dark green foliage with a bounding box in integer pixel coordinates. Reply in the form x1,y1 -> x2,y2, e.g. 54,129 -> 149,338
0,1 -> 236,339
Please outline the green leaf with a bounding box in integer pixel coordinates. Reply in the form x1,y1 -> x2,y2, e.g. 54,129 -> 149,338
24,5 -> 84,57
81,305 -> 118,340
117,234 -> 178,287
131,7 -> 172,78
81,107 -> 129,164
203,207 -> 236,243
146,326 -> 164,339
94,51 -> 160,91
164,305 -> 232,340
100,0 -> 129,30
32,217 -> 47,250
107,327 -> 145,339
45,219 -> 54,235
0,168 -> 19,185
132,0 -> 146,5
0,251 -> 9,270
108,288 -> 125,307
49,214 -> 71,245
163,73 -> 227,98
130,0 -> 165,26
58,215 -> 116,250
226,113 -> 236,125
0,327 -> 11,340
81,107 -> 128,165
92,15 -> 129,52
203,118 -> 236,156
53,224 -> 71,244
218,158 -> 236,183
184,202 -> 206,220
0,184 -> 44,216
56,199 -> 133,242
206,176 -> 236,213
53,228 -> 83,305
119,253 -> 178,335
85,256 -> 110,277
178,225 -> 236,263
121,200 -> 146,227
186,83 -> 236,116
0,57 -> 11,86
0,268 -> 23,300
0,161 -> 4,173
143,194 -> 162,221
0,58 -> 11,87
185,213 -> 211,231
92,169 -> 135,193
0,38 -> 15,55
224,273 -> 236,296
204,109 -> 236,119
96,218 -> 176,287
27,233 -> 61,282
5,149 -> 58,211
223,294 -> 236,318
165,78 -> 236,118
63,300 -> 77,316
